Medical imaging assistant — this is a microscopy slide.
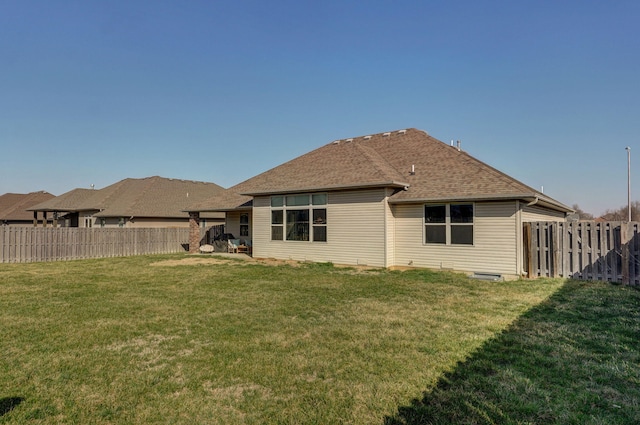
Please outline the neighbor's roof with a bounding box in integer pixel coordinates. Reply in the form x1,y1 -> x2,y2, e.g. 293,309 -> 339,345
28,188 -> 98,212
30,176 -> 225,219
188,129 -> 571,212
0,191 -> 55,221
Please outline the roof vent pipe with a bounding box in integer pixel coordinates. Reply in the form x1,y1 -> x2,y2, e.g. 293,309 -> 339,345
456,140 -> 461,151
410,164 -> 415,175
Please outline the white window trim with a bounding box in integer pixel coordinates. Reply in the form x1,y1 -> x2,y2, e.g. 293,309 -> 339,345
271,193 -> 327,242
424,203 -> 474,246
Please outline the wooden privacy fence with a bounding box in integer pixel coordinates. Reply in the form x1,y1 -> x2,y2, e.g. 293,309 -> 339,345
0,227 -> 191,263
524,221 -> 640,285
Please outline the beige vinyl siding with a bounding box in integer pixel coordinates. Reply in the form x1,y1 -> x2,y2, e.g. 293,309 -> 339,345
253,189 -> 388,267
393,201 -> 520,277
521,204 -> 566,222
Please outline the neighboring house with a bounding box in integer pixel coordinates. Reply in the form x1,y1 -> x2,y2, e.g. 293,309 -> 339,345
29,176 -> 225,229
0,191 -> 56,226
187,128 -> 572,279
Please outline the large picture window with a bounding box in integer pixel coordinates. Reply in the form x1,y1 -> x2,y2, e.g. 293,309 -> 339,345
286,209 -> 309,241
424,203 -> 473,245
271,194 -> 327,242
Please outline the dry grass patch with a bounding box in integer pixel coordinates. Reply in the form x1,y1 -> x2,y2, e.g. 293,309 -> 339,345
152,254 -> 384,275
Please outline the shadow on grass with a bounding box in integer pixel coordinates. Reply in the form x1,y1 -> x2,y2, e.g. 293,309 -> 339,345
0,397 -> 24,417
385,280 -> 640,425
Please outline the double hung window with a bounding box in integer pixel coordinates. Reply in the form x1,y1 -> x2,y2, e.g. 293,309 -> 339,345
424,203 -> 474,245
239,213 -> 249,236
271,194 -> 327,242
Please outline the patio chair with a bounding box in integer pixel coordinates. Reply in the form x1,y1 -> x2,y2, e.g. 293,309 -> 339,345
236,239 -> 252,255
227,239 -> 240,253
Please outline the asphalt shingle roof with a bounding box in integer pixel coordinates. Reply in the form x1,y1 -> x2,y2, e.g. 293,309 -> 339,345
187,129 -> 570,212
30,176 -> 225,219
0,191 -> 55,221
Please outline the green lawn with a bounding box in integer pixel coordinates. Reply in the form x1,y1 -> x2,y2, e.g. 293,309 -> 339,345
0,254 -> 637,424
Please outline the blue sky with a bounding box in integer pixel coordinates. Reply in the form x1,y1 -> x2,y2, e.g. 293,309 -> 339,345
1,0 -> 638,216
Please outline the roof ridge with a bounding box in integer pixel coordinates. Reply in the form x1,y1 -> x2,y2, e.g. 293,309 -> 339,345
352,140 -> 407,183
454,148 -> 542,195
331,128 -> 419,144
127,176 -> 160,213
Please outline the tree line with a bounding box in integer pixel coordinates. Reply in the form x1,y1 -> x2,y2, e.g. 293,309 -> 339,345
572,202 -> 640,221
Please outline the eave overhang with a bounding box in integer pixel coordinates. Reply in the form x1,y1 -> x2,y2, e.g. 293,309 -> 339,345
240,180 -> 410,197
389,193 -> 574,213
26,207 -> 100,213
183,199 -> 254,214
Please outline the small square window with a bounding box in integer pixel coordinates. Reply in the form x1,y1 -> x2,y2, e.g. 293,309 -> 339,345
451,225 -> 473,245
313,209 -> 326,224
425,225 -> 446,244
271,196 -> 284,207
313,226 -> 327,242
425,205 -> 446,223
451,204 -> 473,223
272,210 -> 283,224
312,194 -> 327,205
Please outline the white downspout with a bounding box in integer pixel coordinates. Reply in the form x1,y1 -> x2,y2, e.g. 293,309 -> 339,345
527,197 -> 539,207
383,188 -> 389,268
516,200 -> 523,277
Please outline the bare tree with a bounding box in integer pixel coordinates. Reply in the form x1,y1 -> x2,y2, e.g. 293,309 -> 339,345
600,201 -> 640,221
572,204 -> 594,221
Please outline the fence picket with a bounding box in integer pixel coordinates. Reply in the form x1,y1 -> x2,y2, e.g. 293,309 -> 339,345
0,227 -> 191,263
525,221 -> 639,286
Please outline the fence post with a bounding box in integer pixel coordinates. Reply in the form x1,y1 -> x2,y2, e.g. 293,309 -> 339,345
552,222 -> 561,278
523,222 -> 533,278
622,222 -> 630,285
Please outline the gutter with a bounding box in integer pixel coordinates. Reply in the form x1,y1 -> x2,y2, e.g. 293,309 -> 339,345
526,196 -> 539,207
389,193 -> 573,213
241,180 -> 411,196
